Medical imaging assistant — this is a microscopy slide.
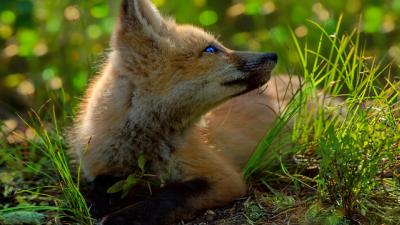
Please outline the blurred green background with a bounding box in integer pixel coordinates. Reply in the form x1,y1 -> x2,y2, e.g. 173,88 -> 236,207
0,0 -> 399,117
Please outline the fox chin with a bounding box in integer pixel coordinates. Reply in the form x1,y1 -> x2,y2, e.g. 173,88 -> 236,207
67,0 -> 299,224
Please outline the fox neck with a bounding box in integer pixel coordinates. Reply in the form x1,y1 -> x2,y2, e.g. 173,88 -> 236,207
130,92 -> 202,131
121,89 -> 203,166
107,52 -> 207,173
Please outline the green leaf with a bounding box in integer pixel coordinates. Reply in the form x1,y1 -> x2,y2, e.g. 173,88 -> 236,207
137,155 -> 147,173
107,174 -> 140,198
125,174 -> 139,186
121,174 -> 139,198
107,180 -> 125,194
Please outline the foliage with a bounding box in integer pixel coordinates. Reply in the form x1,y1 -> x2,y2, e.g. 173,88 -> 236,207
106,155 -> 152,199
245,17 -> 400,224
303,203 -> 349,225
293,19 -> 400,224
317,123 -> 397,219
28,106 -> 93,224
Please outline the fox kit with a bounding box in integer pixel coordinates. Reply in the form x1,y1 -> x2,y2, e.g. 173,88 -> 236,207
68,0 -> 298,224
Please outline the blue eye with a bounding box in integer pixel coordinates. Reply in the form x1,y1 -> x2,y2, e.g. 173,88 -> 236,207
204,45 -> 219,53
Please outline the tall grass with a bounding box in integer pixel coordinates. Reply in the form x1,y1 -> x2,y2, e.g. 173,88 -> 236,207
244,16 -> 400,224
0,93 -> 93,224
28,107 -> 92,224
24,95 -> 93,224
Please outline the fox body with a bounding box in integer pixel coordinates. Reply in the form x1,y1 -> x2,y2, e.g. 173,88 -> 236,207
68,0 -> 298,224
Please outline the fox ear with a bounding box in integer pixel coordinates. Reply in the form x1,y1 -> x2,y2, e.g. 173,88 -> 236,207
119,0 -> 165,36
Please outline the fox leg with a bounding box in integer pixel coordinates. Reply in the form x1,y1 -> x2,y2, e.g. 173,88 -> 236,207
101,141 -> 246,225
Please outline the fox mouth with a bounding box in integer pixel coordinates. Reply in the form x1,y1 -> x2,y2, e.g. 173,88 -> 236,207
222,71 -> 271,87
222,70 -> 272,93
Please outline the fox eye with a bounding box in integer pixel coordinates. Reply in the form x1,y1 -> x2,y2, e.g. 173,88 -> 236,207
203,45 -> 219,54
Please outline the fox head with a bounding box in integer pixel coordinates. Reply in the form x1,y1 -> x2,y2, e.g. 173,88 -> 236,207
110,0 -> 277,124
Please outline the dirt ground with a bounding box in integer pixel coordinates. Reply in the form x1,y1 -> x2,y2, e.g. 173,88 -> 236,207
176,195 -> 306,225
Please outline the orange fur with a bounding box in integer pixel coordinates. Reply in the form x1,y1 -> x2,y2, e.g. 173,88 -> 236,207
203,75 -> 302,166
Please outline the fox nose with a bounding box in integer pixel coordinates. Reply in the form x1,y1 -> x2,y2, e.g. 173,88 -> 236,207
262,53 -> 278,64
231,51 -> 278,72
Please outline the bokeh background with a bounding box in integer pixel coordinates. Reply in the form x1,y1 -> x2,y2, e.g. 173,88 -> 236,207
1,0 -> 400,118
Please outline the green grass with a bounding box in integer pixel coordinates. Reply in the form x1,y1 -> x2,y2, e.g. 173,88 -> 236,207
0,94 -> 92,224
244,16 -> 400,224
27,107 -> 93,224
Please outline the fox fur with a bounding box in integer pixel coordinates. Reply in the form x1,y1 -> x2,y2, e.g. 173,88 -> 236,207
68,0 -> 299,224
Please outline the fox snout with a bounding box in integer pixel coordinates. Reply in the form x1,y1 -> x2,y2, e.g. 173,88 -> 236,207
234,52 -> 278,72
225,51 -> 278,93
